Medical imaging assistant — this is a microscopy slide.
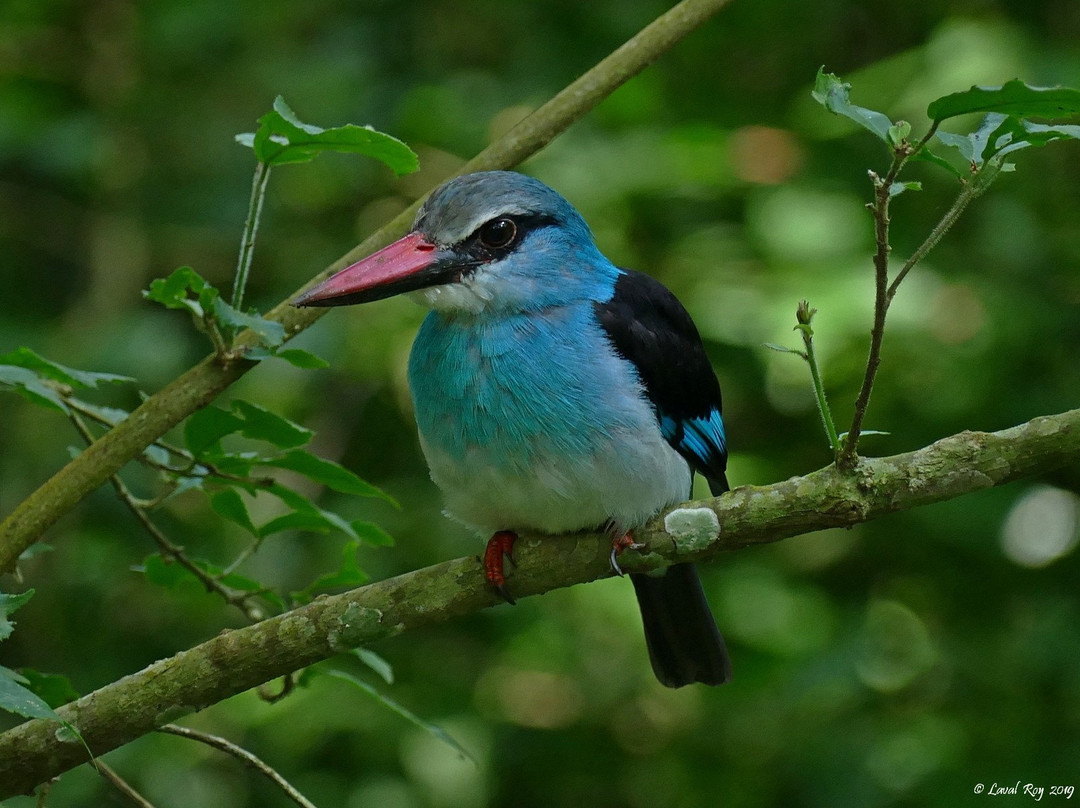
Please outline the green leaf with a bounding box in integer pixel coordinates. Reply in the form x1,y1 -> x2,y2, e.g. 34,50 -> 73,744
0,667 -> 63,721
352,648 -> 394,685
909,147 -> 967,179
144,266 -> 213,316
258,511 -> 334,537
350,520 -> 395,547
263,450 -> 394,503
139,553 -> 199,590
211,297 -> 286,347
886,120 -> 912,147
238,96 -> 419,174
232,400 -> 312,449
245,346 -> 331,368
934,129 -> 977,163
927,80 -> 1080,123
811,67 -> 894,142
138,553 -> 282,611
271,348 -> 331,369
324,669 -> 474,763
184,405 -> 245,456
0,347 -> 133,388
0,589 -> 34,642
18,669 -> 80,708
0,365 -> 70,413
888,180 -> 922,197
210,489 -> 257,534
292,540 -> 369,601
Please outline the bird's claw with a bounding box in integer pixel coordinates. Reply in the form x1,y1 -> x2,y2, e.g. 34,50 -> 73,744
609,532 -> 645,577
484,531 -> 518,604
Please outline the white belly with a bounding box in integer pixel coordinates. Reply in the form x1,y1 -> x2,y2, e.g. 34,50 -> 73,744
419,411 -> 692,535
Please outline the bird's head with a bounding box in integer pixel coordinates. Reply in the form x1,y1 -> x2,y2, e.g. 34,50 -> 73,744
294,171 -> 615,316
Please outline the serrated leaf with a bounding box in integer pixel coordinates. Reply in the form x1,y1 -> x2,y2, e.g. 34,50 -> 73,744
74,401 -> 132,426
18,669 -> 80,708
811,67 -> 894,142
927,80 -> 1080,123
0,347 -> 134,388
352,648 -> 394,685
211,298 -> 286,347
210,489 -> 257,534
240,96 -> 419,174
138,553 -> 197,589
185,405 -> 245,456
325,669 -> 473,762
887,120 -> 912,147
144,266 -> 213,315
763,342 -> 804,356
351,520 -> 394,547
910,147 -> 967,178
888,180 -> 922,197
232,400 -> 312,449
0,589 -> 35,642
0,667 -> 63,721
292,540 -> 368,601
0,365 -> 70,413
981,115 -> 1080,162
259,511 -> 334,537
263,450 -> 394,503
204,451 -> 260,477
934,130 -> 977,163
272,348 -> 330,369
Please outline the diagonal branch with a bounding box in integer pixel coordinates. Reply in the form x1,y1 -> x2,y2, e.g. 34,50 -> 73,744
0,0 -> 736,574
1,407 -> 1077,798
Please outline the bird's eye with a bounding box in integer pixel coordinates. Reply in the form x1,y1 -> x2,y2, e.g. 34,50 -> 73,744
478,217 -> 517,250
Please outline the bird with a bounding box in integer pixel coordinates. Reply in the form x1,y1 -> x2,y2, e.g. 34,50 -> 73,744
295,170 -> 732,687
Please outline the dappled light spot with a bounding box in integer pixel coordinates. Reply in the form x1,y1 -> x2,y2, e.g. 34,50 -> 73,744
864,715 -> 965,793
928,282 -> 986,344
718,565 -> 836,656
746,186 -> 870,263
475,667 -> 583,729
729,126 -> 804,185
1001,485 -> 1080,568
856,600 -> 936,692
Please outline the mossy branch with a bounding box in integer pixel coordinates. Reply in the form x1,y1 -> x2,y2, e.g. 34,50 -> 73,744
2,407 -> 1078,798
0,0 -> 736,574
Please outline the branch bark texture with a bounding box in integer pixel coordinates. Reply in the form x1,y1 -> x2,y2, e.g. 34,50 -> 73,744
1,407 -> 1077,797
0,0 -> 735,574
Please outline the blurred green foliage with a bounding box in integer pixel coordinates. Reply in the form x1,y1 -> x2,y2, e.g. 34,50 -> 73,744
2,1 -> 1080,806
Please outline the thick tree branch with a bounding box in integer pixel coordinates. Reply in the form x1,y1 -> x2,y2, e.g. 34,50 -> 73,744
0,0 -> 735,574
1,407 -> 1077,798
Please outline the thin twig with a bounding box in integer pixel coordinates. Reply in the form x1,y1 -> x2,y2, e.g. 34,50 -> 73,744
68,412 -> 267,622
795,301 -> 840,454
96,761 -> 158,808
886,162 -> 996,303
231,160 -> 272,314
839,149 -> 908,467
65,398 -> 273,489
158,724 -> 318,808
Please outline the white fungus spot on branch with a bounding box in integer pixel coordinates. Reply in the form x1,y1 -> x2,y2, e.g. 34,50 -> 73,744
663,507 -> 721,552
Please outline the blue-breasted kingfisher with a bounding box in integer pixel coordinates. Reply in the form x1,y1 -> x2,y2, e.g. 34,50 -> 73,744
296,171 -> 731,687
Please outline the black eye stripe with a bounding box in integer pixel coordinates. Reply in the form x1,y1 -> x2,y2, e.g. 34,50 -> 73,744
457,212 -> 559,264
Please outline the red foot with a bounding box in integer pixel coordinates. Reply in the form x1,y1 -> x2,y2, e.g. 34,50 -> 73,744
484,531 -> 518,604
609,531 -> 645,577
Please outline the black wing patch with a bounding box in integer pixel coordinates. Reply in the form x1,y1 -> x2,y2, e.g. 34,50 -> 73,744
594,269 -> 728,495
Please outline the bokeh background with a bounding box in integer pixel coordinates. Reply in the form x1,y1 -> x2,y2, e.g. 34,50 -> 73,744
2,0 -> 1080,806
